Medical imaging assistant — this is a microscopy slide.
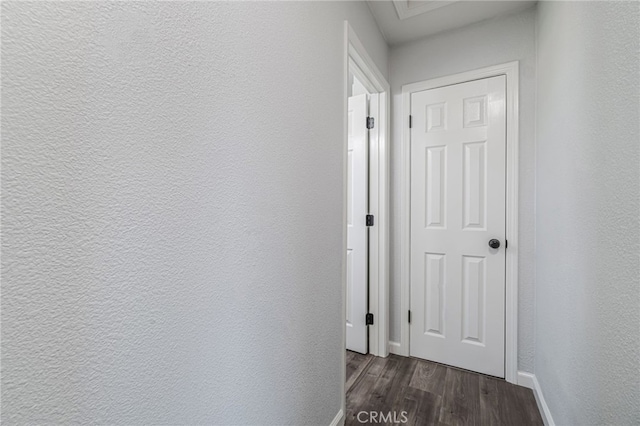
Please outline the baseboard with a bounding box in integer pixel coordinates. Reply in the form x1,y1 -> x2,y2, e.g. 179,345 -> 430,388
516,371 -> 536,389
517,372 -> 555,426
388,340 -> 402,355
329,409 -> 344,426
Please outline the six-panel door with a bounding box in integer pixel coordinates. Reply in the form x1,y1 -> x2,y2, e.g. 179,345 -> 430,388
409,76 -> 506,377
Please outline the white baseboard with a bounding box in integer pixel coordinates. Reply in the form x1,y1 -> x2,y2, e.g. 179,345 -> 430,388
388,340 -> 402,355
329,409 -> 344,426
517,371 -> 536,389
517,371 -> 555,426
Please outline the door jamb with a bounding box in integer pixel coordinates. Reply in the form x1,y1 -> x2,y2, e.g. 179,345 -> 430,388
398,62 -> 519,384
342,21 -> 390,360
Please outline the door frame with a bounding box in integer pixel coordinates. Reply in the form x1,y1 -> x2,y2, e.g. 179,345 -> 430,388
397,62 -> 519,384
341,21 -> 390,361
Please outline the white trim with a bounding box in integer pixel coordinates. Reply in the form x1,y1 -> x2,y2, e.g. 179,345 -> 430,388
345,22 -> 391,359
400,61 -> 520,382
516,371 -> 535,389
329,409 -> 344,426
392,0 -> 457,20
517,372 -> 556,426
388,340 -> 402,355
347,26 -> 389,95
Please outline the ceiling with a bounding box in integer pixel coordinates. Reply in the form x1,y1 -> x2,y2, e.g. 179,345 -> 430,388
366,0 -> 536,46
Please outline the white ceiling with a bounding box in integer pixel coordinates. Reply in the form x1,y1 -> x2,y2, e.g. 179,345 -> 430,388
366,0 -> 536,46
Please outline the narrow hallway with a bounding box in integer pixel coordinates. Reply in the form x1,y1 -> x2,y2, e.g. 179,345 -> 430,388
346,351 -> 543,425
1,2 -> 637,424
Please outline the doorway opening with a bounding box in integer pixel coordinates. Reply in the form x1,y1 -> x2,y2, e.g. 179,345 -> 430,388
340,21 -> 391,420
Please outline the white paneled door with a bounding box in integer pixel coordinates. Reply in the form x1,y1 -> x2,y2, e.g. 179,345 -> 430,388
409,76 -> 506,377
346,94 -> 369,354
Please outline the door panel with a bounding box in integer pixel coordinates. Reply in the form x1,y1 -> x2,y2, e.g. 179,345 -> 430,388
410,76 -> 506,377
463,141 -> 486,230
425,146 -> 446,229
346,94 -> 368,354
424,252 -> 445,336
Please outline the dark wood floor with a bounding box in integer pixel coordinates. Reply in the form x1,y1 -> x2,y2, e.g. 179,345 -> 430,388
346,351 -> 543,426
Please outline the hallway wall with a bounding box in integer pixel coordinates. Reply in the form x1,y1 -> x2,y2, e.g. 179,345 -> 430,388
388,7 -> 537,372
535,2 -> 639,424
1,2 -> 387,424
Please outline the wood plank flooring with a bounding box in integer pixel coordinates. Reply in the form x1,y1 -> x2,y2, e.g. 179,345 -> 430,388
346,351 -> 543,426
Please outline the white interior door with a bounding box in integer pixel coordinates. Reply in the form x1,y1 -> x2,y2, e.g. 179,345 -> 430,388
409,75 -> 506,377
346,94 -> 369,354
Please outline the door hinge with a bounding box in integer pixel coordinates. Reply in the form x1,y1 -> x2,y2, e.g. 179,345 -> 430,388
409,115 -> 413,128
366,313 -> 374,326
505,239 -> 508,249
408,310 -> 412,324
366,116 -> 375,129
366,214 -> 374,227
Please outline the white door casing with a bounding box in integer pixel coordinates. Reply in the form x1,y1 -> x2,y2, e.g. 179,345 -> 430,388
409,75 -> 506,377
346,93 -> 369,354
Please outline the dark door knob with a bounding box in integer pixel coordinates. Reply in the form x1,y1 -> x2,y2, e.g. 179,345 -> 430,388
488,239 -> 501,249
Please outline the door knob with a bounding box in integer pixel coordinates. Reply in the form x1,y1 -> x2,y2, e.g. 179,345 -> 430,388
488,239 -> 501,249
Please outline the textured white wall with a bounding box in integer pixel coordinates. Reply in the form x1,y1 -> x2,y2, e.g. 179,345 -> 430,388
388,7 -> 537,372
0,2 -> 387,424
535,2 -> 639,424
